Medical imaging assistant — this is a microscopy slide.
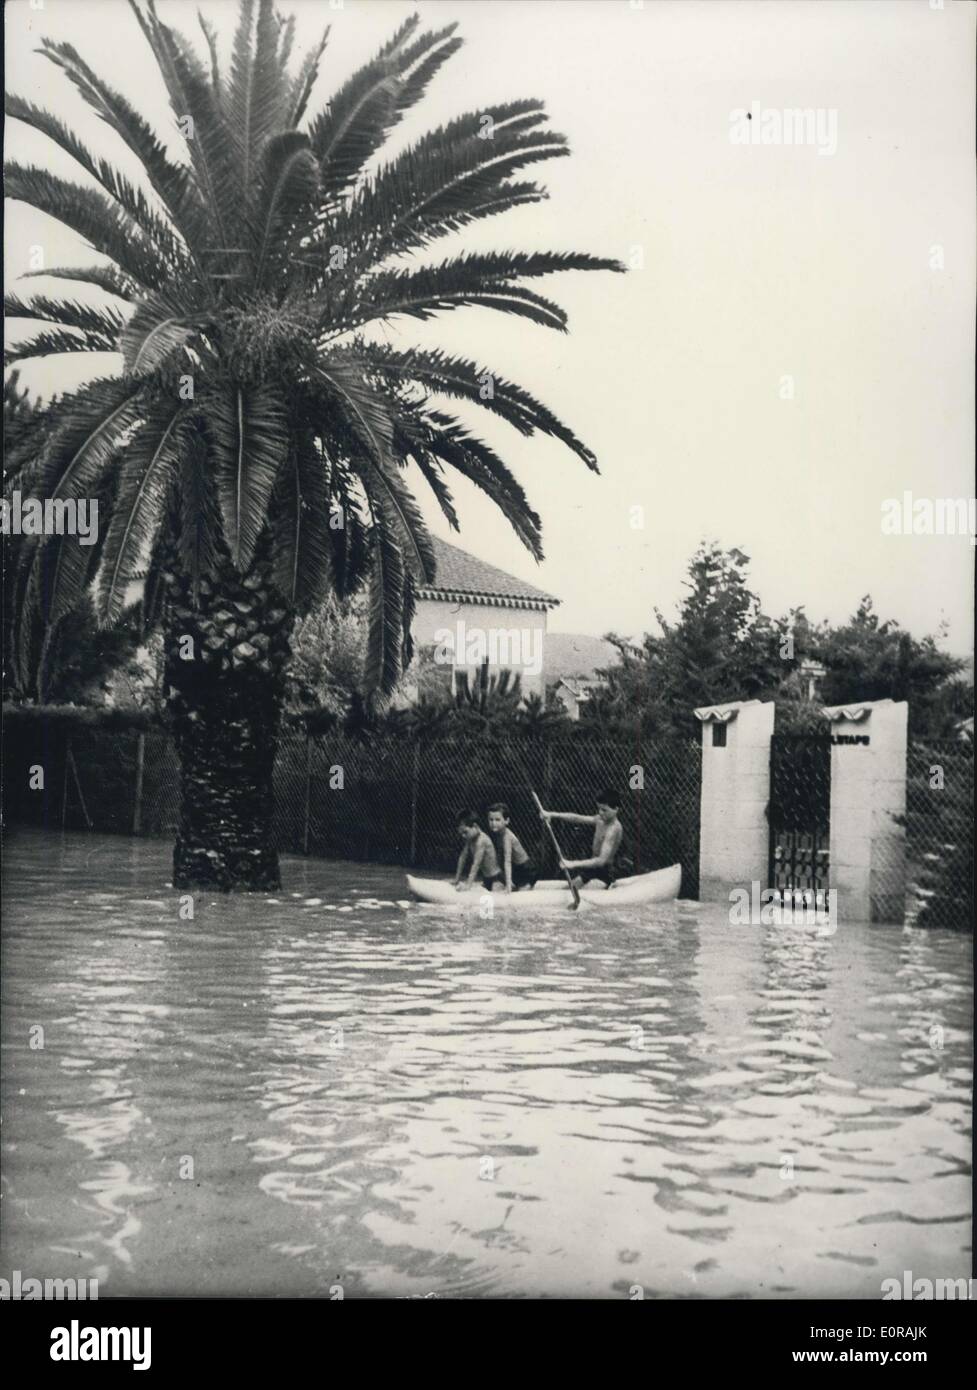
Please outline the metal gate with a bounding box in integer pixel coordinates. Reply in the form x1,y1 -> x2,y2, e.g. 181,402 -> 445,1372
768,733 -> 831,904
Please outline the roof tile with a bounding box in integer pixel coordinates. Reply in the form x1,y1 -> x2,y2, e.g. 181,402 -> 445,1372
419,537 -> 559,607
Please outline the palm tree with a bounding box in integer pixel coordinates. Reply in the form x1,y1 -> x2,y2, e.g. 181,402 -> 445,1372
4,0 -> 622,890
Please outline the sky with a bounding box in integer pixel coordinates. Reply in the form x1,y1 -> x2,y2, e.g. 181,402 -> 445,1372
4,0 -> 975,651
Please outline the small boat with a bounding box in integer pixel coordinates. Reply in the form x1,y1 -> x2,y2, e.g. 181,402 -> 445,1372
405,863 -> 682,908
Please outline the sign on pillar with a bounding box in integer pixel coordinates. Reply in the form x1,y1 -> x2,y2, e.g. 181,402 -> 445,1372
822,699 -> 908,922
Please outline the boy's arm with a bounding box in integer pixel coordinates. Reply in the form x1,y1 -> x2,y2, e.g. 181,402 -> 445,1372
542,809 -> 598,826
453,845 -> 469,884
465,839 -> 486,887
503,831 -> 513,890
562,822 -> 622,871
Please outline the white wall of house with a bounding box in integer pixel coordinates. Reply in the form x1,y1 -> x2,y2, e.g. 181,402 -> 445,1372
553,686 -> 582,720
410,597 -> 550,699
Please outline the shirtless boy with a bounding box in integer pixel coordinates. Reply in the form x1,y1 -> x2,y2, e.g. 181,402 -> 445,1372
486,803 -> 537,892
452,810 -> 502,892
541,789 -> 623,889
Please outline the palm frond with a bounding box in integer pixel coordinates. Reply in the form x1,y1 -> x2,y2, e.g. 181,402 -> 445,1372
4,163 -> 169,292
349,344 -> 599,470
401,409 -> 543,558
5,94 -> 188,267
409,451 -> 459,532
275,9 -> 296,73
32,378 -> 143,502
4,292 -> 127,339
119,292 -> 199,376
311,359 -> 395,466
128,1 -> 241,255
306,15 -> 418,196
19,263 -> 140,301
22,529 -> 102,695
363,515 -> 406,695
4,328 -> 120,367
270,430 -> 332,611
359,455 -> 436,585
343,102 -> 567,261
197,11 -> 223,94
324,466 -> 372,600
207,381 -> 289,569
308,17 -> 461,204
39,38 -> 212,261
97,405 -> 184,622
15,465 -> 121,693
395,24 -> 463,113
176,425 -> 223,605
354,270 -> 570,332
253,132 -> 320,289
287,24 -> 330,127
401,569 -> 417,671
227,0 -> 258,191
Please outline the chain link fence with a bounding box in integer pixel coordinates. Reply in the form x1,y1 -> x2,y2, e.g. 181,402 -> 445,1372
902,738 -> 974,930
4,724 -> 702,895
9,717 -> 969,923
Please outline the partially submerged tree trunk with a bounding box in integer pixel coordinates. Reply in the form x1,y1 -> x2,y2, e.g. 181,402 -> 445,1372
164,549 -> 295,891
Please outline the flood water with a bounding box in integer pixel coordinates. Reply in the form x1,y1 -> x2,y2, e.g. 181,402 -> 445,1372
1,829 -> 971,1299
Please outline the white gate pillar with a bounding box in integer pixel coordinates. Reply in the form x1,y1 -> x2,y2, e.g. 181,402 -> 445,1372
694,699 -> 775,901
822,698 -> 908,922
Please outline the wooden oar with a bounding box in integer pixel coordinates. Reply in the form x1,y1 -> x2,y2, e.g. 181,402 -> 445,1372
531,790 -> 581,910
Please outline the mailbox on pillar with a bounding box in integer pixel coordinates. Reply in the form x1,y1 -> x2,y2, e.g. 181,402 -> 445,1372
821,699 -> 908,922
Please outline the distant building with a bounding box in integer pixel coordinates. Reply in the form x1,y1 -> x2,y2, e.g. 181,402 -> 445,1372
551,676 -> 603,721
406,537 -> 560,700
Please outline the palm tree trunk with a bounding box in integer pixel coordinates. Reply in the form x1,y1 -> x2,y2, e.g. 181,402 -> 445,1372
164,551 -> 294,891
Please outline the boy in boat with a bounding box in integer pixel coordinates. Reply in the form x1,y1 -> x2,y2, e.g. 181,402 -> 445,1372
486,803 -> 537,892
452,810 -> 502,892
541,789 -> 623,889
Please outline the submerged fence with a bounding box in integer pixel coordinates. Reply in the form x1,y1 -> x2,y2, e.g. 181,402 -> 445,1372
902,739 -> 975,929
3,724 -> 703,895
6,715 -> 972,924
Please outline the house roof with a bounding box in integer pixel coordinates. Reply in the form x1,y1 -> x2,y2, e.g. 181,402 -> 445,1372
556,677 -> 602,699
543,632 -> 620,684
417,537 -> 560,611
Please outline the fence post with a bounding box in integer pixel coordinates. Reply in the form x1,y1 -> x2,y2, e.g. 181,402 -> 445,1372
61,736 -> 70,830
66,745 -> 93,831
539,741 -> 554,868
303,735 -> 312,855
132,732 -> 145,834
694,699 -> 775,901
409,741 -> 421,865
822,698 -> 908,921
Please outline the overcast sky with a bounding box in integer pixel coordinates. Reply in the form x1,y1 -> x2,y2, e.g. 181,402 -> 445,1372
5,0 -> 975,650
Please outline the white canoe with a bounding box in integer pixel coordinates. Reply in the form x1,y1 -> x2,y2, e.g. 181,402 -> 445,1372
406,863 -> 682,908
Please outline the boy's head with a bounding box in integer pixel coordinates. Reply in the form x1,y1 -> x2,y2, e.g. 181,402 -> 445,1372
486,802 -> 510,833
457,809 -> 482,841
596,789 -> 621,822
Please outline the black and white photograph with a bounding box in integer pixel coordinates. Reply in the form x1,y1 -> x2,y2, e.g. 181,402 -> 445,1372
2,0 -> 973,1357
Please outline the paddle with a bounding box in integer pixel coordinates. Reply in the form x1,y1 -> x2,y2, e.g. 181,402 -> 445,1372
531,790 -> 581,910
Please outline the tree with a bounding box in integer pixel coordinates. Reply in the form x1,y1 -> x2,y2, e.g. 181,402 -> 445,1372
595,543 -> 785,735
815,598 -> 964,736
285,593 -> 367,717
590,547 -> 968,741
3,370 -> 38,697
4,372 -> 146,703
5,2 -> 621,889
